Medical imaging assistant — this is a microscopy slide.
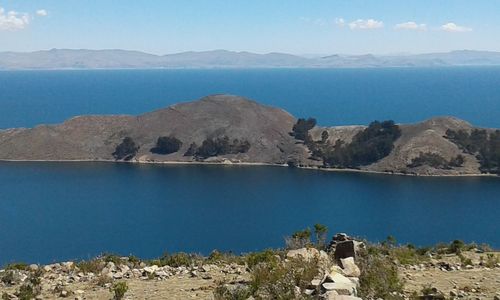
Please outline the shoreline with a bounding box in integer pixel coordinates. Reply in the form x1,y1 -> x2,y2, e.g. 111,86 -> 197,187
0,158 -> 498,178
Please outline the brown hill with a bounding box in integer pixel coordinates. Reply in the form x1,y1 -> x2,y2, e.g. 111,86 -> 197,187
0,95 -> 301,164
0,94 -> 497,176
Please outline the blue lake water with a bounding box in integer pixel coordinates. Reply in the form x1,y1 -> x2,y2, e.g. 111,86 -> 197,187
0,162 -> 499,266
1,67 -> 500,129
1,68 -> 500,265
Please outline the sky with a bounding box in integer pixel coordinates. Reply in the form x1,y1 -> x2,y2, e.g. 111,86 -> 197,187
0,0 -> 499,55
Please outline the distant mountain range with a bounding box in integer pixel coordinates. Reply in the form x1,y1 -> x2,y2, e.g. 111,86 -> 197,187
1,49 -> 500,69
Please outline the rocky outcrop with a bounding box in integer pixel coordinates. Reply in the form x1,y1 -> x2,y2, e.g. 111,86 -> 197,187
0,94 -> 498,176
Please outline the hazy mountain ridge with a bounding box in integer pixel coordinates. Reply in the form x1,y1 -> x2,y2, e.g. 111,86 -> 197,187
2,49 -> 500,69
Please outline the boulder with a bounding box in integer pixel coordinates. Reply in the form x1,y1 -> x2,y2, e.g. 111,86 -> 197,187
143,265 -> 159,274
340,257 -> 361,277
287,248 -> 332,267
326,272 -> 353,284
61,261 -> 74,272
334,241 -> 356,260
329,296 -> 363,300
287,248 -> 320,261
321,291 -> 339,300
322,282 -> 357,295
310,278 -> 322,287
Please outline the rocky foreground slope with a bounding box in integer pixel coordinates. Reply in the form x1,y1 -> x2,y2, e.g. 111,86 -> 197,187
0,94 -> 498,176
1,234 -> 499,300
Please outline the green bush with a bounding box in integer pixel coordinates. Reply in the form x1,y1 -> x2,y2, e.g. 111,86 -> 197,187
207,250 -> 245,266
150,136 -> 183,154
484,253 -> 499,268
110,281 -> 128,300
458,254 -> 473,266
246,250 -> 279,270
112,137 -> 139,161
159,252 -> 194,267
5,262 -> 28,271
76,259 -> 105,274
313,223 -> 328,248
448,240 -> 465,254
285,228 -> 312,250
390,246 -> 428,265
249,256 -> 319,299
214,281 -> 252,300
358,250 -> 404,300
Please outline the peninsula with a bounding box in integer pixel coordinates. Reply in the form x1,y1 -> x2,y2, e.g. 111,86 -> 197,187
0,94 -> 498,176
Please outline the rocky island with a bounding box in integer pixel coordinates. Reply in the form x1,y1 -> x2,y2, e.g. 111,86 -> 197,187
0,94 -> 499,176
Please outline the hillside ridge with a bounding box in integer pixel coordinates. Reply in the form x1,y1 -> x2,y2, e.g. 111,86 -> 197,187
0,94 -> 498,176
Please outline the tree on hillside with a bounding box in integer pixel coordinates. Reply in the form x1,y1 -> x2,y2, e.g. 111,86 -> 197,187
194,136 -> 251,159
314,224 -> 328,248
322,120 -> 402,168
291,118 -> 317,141
321,130 -> 329,144
150,136 -> 183,155
183,142 -> 198,157
112,137 -> 139,161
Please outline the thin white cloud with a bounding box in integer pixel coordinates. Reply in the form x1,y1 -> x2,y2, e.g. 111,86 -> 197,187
0,7 -> 30,30
395,22 -> 427,31
349,19 -> 384,30
440,22 -> 472,33
335,18 -> 345,28
36,9 -> 48,17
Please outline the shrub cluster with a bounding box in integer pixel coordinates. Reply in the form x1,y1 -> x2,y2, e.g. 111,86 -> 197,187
112,137 -> 139,161
446,129 -> 500,173
291,118 -> 317,142
183,136 -> 251,158
285,224 -> 329,250
150,136 -> 182,155
321,120 -> 401,168
408,152 -> 465,169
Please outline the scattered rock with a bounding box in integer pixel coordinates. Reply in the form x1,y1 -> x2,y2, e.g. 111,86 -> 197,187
340,257 -> 361,277
326,272 -> 352,284
322,282 -> 357,295
287,247 -> 320,261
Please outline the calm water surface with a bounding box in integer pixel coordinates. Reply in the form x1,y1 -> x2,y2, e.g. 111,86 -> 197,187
0,162 -> 499,265
1,67 -> 500,129
1,68 -> 500,265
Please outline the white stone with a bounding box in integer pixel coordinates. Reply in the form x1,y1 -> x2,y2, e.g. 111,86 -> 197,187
311,278 -> 322,287
340,257 -> 361,277
143,265 -> 159,274
322,282 -> 357,295
327,272 -> 352,284
287,248 -> 320,261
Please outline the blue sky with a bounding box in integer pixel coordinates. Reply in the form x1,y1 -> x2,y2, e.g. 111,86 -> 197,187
0,0 -> 499,55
